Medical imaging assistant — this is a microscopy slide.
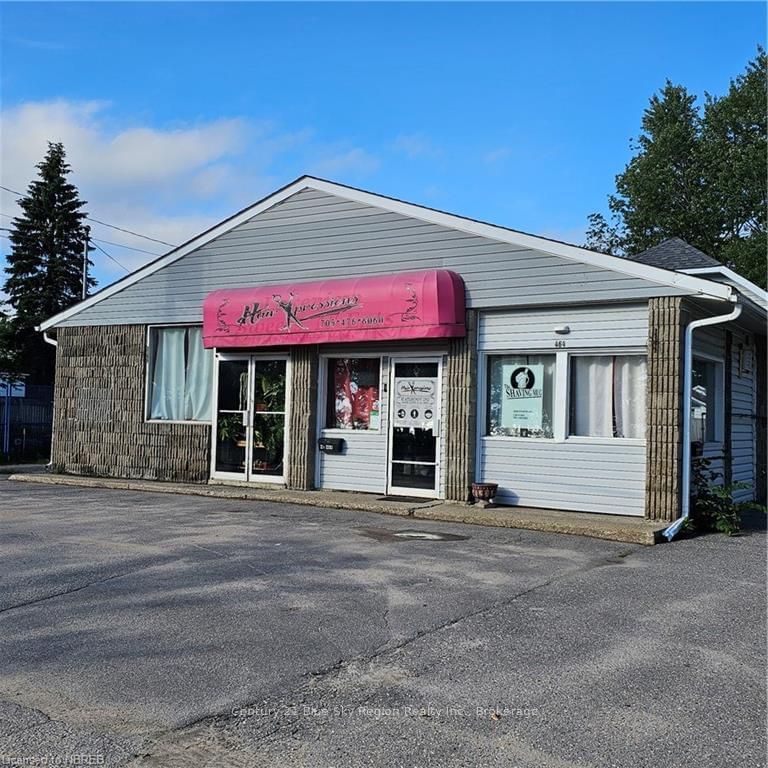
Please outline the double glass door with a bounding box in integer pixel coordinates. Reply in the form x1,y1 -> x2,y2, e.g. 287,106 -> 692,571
387,359 -> 441,498
212,355 -> 288,483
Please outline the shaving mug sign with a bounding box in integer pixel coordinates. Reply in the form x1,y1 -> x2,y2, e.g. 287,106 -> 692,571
501,364 -> 544,430
393,378 -> 437,430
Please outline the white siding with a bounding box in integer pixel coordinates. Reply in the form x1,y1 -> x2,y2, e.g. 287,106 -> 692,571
62,189 -> 689,327
692,324 -> 758,502
692,327 -> 727,483
318,432 -> 389,495
731,329 -> 756,502
478,304 -> 649,517
479,304 -> 649,350
315,353 -> 448,498
316,356 -> 390,495
479,440 -> 647,515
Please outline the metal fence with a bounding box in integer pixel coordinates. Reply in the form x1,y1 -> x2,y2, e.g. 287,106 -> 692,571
0,384 -> 53,462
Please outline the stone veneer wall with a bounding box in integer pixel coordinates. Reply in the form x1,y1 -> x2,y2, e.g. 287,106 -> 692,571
444,310 -> 478,502
287,346 -> 318,490
52,325 -> 210,481
645,297 -> 688,521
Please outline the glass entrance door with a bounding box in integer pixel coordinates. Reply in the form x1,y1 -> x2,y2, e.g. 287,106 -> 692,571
212,355 -> 288,483
250,359 -> 287,479
387,359 -> 441,498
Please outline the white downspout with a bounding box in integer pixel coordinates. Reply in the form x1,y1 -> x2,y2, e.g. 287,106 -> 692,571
42,331 -> 58,468
662,298 -> 742,541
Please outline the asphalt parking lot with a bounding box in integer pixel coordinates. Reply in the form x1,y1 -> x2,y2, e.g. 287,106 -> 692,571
0,480 -> 765,767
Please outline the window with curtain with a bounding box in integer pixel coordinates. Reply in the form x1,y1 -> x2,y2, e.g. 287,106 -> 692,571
691,357 -> 722,443
325,358 -> 381,430
148,327 -> 213,421
486,354 -> 555,438
569,355 -> 646,439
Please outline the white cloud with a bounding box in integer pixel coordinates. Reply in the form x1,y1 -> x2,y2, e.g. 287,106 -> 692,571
393,133 -> 437,158
309,146 -> 380,178
0,100 -> 258,276
0,100 -> 381,283
483,147 -> 512,166
1,100 -> 248,195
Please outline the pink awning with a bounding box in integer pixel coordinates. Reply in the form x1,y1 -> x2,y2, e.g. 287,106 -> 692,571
203,269 -> 465,348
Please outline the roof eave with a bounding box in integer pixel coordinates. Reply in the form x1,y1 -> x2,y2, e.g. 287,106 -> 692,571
38,175 -> 734,330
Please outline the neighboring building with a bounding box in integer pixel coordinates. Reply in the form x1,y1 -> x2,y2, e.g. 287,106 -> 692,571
0,380 -> 53,462
38,177 -> 767,523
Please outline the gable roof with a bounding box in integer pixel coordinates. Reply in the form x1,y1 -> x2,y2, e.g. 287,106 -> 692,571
625,238 -> 722,271
38,176 -> 733,331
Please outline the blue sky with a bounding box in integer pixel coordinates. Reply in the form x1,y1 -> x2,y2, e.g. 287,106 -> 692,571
0,2 -> 764,289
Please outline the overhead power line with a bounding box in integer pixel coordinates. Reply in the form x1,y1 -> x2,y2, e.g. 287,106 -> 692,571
0,185 -> 178,248
1,226 -> 131,272
89,239 -> 130,273
82,215 -> 176,248
0,214 -> 162,257
89,237 -> 161,257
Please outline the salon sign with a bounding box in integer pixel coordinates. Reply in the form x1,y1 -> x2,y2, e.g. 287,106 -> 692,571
393,378 -> 437,431
501,364 -> 544,431
202,270 -> 466,349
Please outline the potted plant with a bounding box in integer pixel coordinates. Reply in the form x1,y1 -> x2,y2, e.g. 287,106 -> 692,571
217,413 -> 244,443
471,481 -> 498,507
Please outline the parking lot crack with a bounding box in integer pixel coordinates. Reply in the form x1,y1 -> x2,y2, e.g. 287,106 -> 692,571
127,567 -> 586,763
0,564 -> 159,616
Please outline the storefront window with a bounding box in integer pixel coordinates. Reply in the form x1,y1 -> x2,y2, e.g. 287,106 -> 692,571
486,354 -> 555,438
691,357 -> 722,443
326,358 -> 381,430
148,326 -> 213,421
569,355 -> 646,439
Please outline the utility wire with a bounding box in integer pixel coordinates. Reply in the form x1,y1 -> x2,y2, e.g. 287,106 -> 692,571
89,239 -> 130,272
1,226 -> 131,272
0,214 -> 162,257
0,184 -> 178,248
82,215 -> 176,248
90,237 -> 160,257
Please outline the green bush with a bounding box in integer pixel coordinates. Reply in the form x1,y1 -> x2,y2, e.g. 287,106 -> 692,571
685,456 -> 766,536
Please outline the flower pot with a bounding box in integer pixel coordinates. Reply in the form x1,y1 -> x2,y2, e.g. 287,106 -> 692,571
472,482 -> 498,506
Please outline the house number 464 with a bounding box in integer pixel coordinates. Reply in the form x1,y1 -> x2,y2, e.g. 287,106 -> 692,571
554,340 -> 567,348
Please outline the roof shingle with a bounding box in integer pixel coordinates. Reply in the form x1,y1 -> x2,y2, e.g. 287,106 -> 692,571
624,238 -> 721,271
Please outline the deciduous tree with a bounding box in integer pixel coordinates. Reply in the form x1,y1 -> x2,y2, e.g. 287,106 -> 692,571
586,49 -> 766,289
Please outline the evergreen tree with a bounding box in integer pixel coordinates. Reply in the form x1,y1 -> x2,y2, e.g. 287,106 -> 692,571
585,49 -> 767,289
1,142 -> 95,383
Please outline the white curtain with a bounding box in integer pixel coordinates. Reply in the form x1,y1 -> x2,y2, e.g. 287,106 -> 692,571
571,356 -> 613,437
150,328 -> 186,420
184,327 -> 213,421
614,357 -> 646,438
150,327 -> 213,421
571,355 -> 646,438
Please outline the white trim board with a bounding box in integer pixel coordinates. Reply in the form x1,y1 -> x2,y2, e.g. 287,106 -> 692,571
679,266 -> 767,312
38,176 -> 734,331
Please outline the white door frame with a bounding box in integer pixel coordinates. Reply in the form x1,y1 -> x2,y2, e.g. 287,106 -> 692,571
210,351 -> 291,484
386,355 -> 443,498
